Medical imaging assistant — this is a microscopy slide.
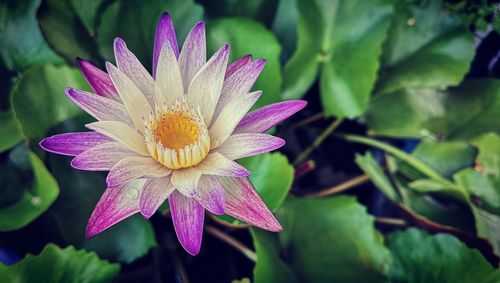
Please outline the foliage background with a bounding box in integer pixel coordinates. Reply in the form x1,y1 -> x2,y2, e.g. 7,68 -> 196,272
1,0 -> 500,282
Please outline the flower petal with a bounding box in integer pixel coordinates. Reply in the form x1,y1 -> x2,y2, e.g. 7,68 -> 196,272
66,88 -> 132,125
106,62 -> 151,132
140,176 -> 174,218
86,121 -> 148,155
155,42 -> 184,106
194,175 -> 224,215
86,179 -> 145,238
220,176 -> 282,231
196,152 -> 250,177
153,12 -> 179,77
187,44 -> 230,125
171,167 -> 202,197
215,59 -> 265,116
225,55 -> 252,78
39,132 -> 111,156
76,58 -> 121,102
209,91 -> 261,148
107,156 -> 171,187
114,38 -> 155,103
216,133 -> 285,160
178,22 -> 206,90
71,142 -> 137,171
169,190 -> 205,255
235,100 -> 307,133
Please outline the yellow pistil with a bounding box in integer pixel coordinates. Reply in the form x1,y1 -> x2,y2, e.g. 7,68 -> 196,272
145,99 -> 210,169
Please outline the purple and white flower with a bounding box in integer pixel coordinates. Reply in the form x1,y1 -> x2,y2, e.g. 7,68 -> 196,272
40,13 -> 306,255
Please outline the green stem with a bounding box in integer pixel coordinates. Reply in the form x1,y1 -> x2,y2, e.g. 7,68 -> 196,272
293,118 -> 344,165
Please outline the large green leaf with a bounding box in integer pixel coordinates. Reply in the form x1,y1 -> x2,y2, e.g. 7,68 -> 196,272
47,143 -> 157,263
276,196 -> 391,282
271,0 -> 298,63
38,0 -> 102,64
207,18 -> 282,110
11,65 -> 87,141
366,79 -> 500,140
96,0 -> 203,70
0,0 -> 63,72
251,228 -> 297,283
283,0 -> 393,118
388,228 -> 500,283
70,0 -> 107,35
0,147 -> 59,231
376,1 -> 474,95
0,111 -> 23,153
199,0 -> 279,25
0,243 -> 120,282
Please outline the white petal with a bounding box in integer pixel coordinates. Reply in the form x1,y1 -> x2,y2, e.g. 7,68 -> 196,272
155,42 -> 184,106
86,121 -> 148,155
106,156 -> 171,187
216,133 -> 285,160
139,176 -> 174,218
178,22 -> 206,90
187,45 -> 230,125
195,152 -> 250,177
209,91 -> 261,148
171,167 -> 201,197
106,62 -> 151,132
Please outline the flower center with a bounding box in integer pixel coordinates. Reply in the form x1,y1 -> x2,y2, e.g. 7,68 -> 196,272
145,99 -> 210,169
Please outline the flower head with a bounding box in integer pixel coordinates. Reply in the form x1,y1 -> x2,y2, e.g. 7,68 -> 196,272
40,13 -> 306,255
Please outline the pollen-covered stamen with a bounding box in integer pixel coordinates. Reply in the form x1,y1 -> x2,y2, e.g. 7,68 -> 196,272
145,99 -> 210,169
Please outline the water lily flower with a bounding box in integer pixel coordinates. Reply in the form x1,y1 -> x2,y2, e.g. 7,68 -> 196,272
40,13 -> 306,255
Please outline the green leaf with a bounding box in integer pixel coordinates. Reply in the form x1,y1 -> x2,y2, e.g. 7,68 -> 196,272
215,153 -> 294,225
0,0 -> 63,71
376,1 -> 474,95
283,0 -> 393,118
96,0 -> 203,70
0,243 -> 120,283
47,142 -> 156,263
277,196 -> 391,282
471,132 -> 500,175
0,111 -> 23,153
387,228 -> 500,283
355,152 -> 400,202
199,0 -> 279,25
271,0 -> 298,63
207,18 -> 282,110
38,0 -> 102,64
251,228 -> 297,283
11,65 -> 87,141
0,147 -> 59,231
366,79 -> 500,140
410,140 -> 476,178
70,0 -> 107,35
471,207 -> 500,257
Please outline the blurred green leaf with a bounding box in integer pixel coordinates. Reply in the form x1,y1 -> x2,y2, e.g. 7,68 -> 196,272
355,152 -> 400,202
283,0 -> 393,118
271,0 -> 298,63
199,0 -> 278,26
11,64 -> 87,141
471,207 -> 500,258
276,196 -> 391,282
251,228 -> 297,283
366,79 -> 500,140
207,18 -> 282,110
216,152 -> 294,225
70,0 -> 107,35
0,243 -> 120,282
0,111 -> 23,153
47,145 -> 157,263
0,0 -> 63,71
376,1 -> 474,95
388,228 -> 500,283
0,148 -> 59,231
38,0 -> 102,64
97,0 -> 203,69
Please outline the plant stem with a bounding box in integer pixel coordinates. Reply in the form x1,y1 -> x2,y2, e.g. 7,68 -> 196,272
288,112 -> 324,131
305,174 -> 370,198
293,118 -> 344,165
375,217 -> 407,226
206,225 -> 257,262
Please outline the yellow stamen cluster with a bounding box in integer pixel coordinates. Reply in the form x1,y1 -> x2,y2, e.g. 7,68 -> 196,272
145,99 -> 210,169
